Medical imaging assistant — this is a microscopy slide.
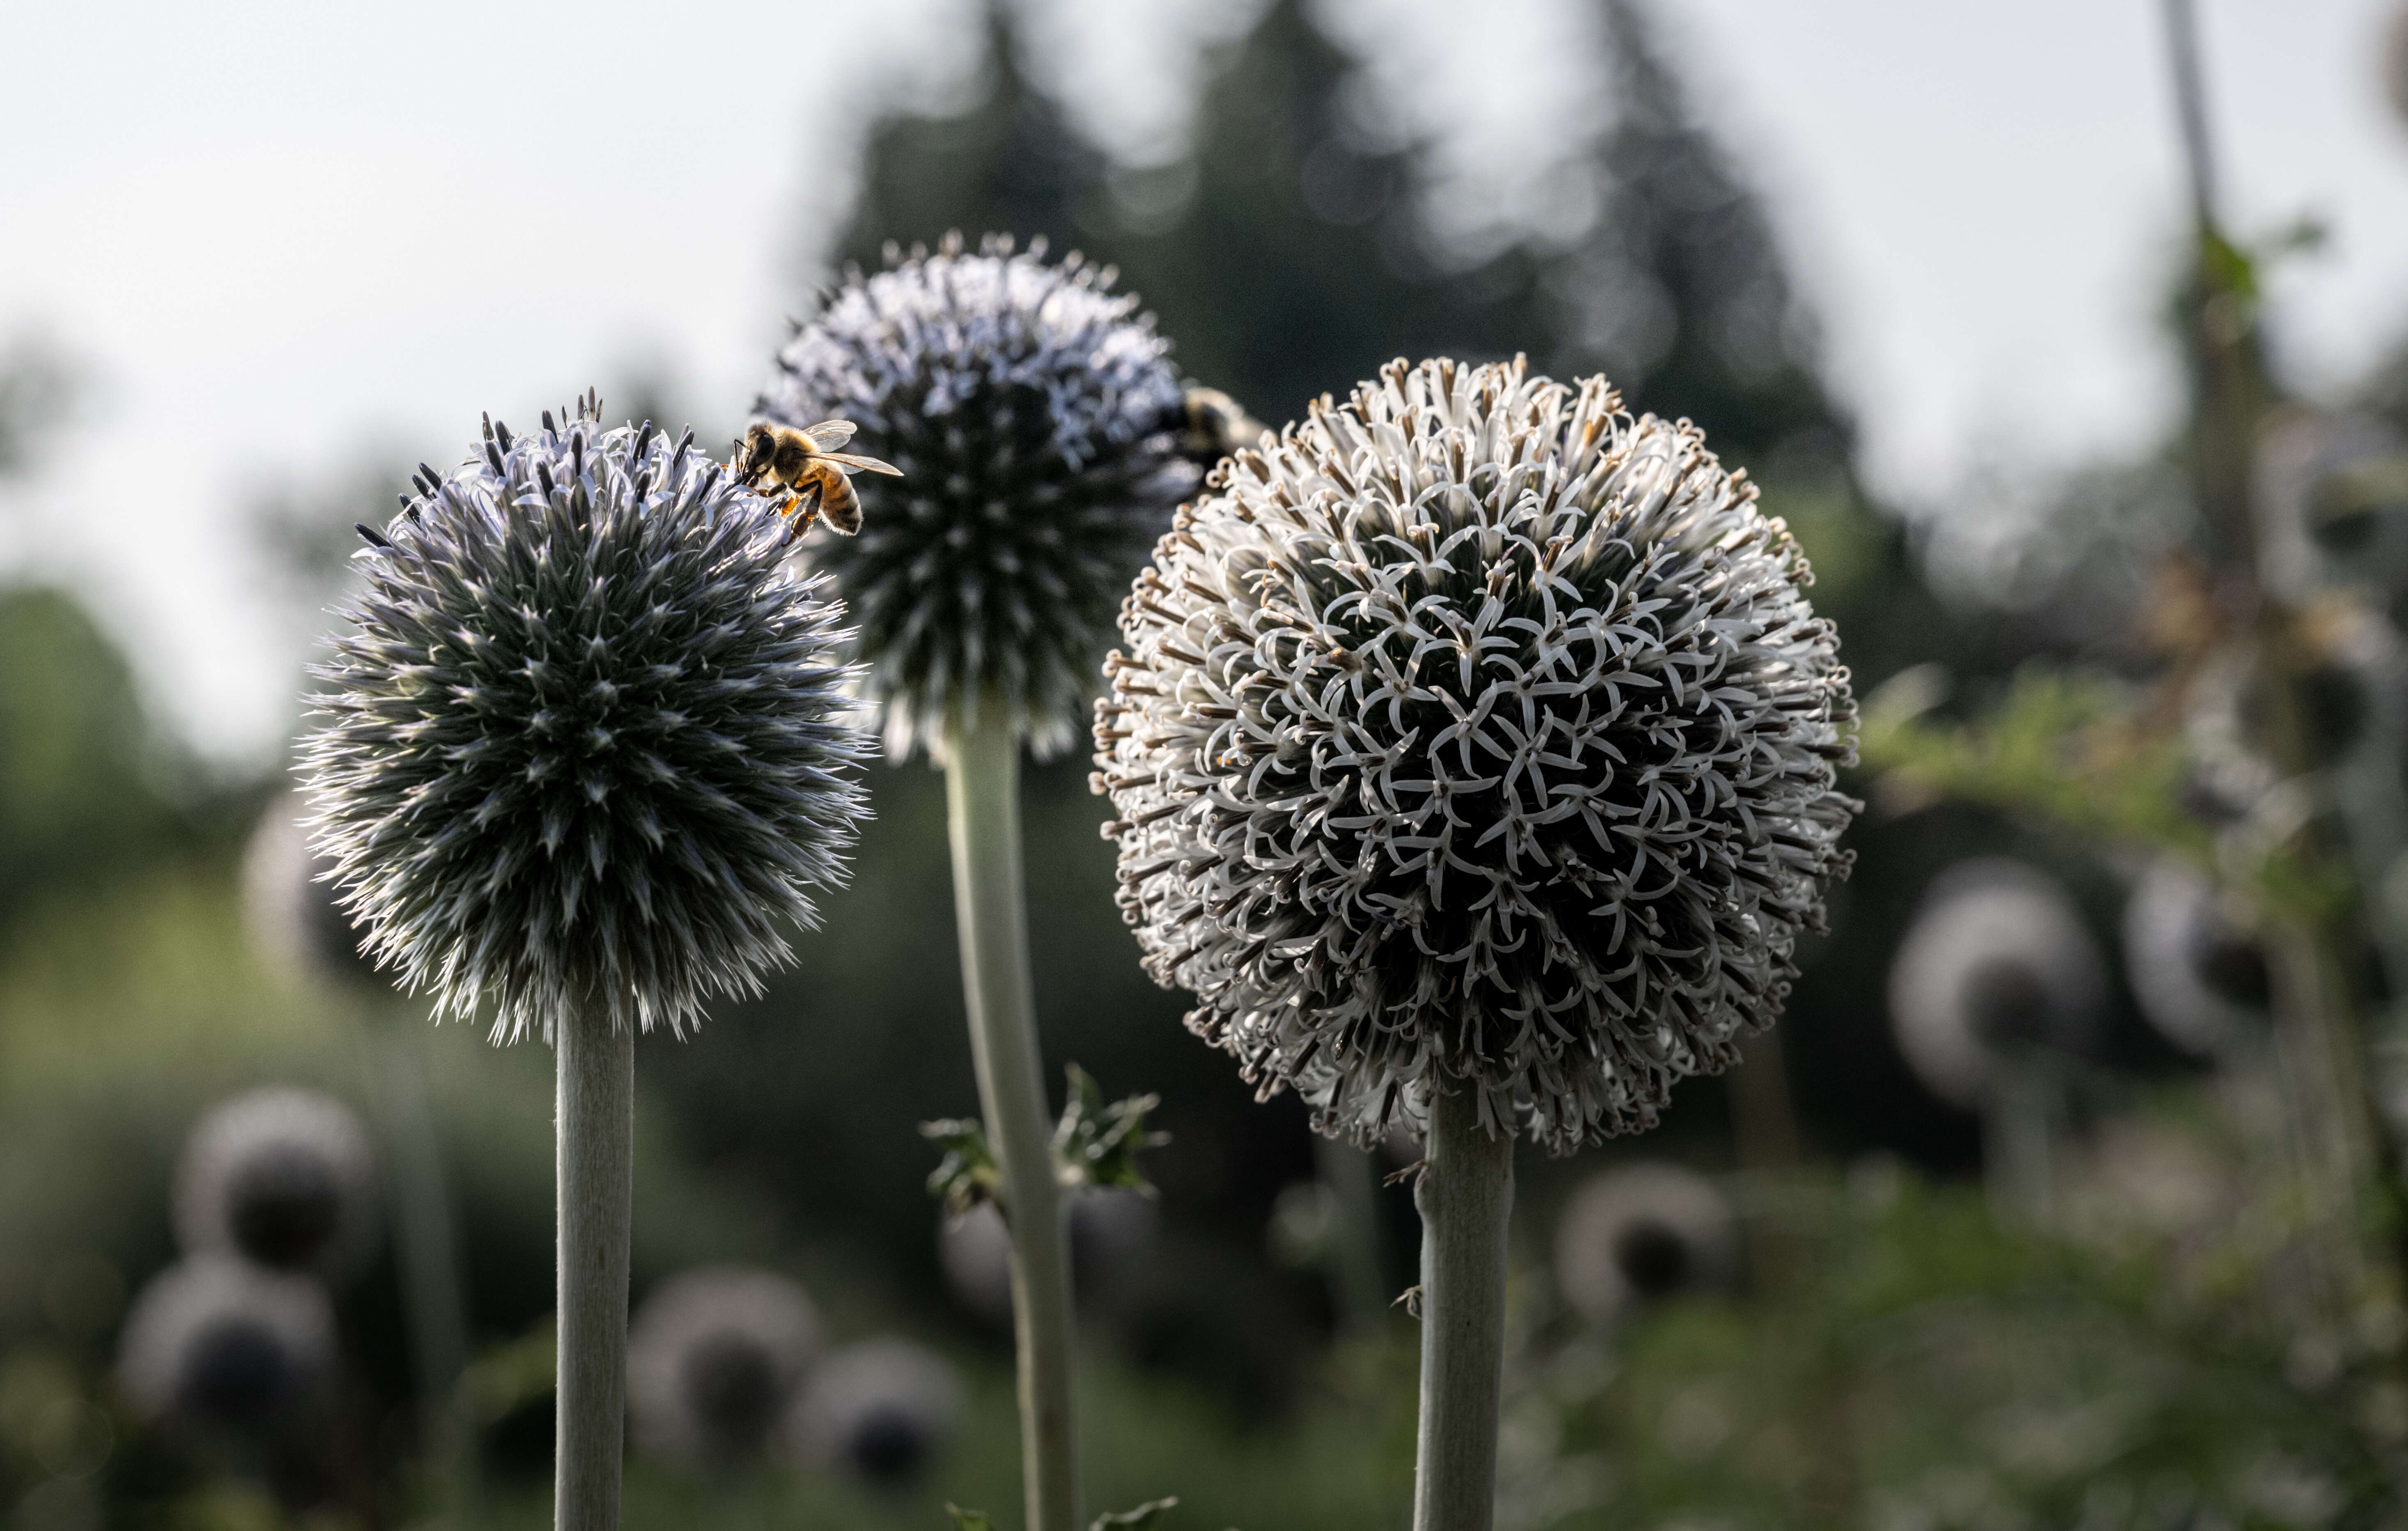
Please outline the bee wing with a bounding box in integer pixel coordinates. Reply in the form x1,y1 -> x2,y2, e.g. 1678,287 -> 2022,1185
802,420 -> 858,452
822,452 -> 903,477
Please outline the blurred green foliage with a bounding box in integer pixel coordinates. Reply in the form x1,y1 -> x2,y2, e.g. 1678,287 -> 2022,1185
0,588 -> 191,931
1520,1138 -> 2401,1530
1860,665 -> 2210,865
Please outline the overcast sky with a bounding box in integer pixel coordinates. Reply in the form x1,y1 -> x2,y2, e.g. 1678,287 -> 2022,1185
1,0 -> 2403,766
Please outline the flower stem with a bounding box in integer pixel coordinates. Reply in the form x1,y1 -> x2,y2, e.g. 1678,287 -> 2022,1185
554,1004 -> 633,1531
944,710 -> 1080,1531
1413,1086 -> 1514,1531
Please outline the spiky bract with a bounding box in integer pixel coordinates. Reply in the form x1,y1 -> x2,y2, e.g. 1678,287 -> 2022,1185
302,397 -> 872,1040
1094,357 -> 1857,1152
759,233 -> 1190,760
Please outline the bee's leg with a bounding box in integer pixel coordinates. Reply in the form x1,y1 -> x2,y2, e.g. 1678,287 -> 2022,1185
782,484 -> 823,545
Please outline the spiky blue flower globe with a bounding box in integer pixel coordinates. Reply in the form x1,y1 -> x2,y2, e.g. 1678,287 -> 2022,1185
1094,357 -> 1859,1152
301,394 -> 873,1041
758,232 -> 1191,760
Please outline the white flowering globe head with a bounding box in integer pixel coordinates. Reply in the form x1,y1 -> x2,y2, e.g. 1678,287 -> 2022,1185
2121,857 -> 2267,1058
1094,357 -> 1858,1152
627,1265 -> 823,1471
1553,1161 -> 1739,1324
301,395 -> 873,1042
1887,858 -> 2107,1109
758,232 -> 1191,762
792,1337 -> 964,1484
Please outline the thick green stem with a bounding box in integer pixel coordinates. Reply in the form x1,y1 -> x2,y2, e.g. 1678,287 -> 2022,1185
554,1006 -> 633,1531
944,712 -> 1080,1531
1413,1086 -> 1514,1531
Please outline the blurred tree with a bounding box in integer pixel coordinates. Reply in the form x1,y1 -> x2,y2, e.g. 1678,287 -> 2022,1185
827,0 -> 1546,420
834,3 -> 1102,276
0,588 -> 182,928
1547,0 -> 1846,476
0,337 -> 74,478
0,336 -> 190,932
1097,0 -> 1543,419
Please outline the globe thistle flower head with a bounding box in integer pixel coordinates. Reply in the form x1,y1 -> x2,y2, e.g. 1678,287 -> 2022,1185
759,232 -> 1192,762
1552,1162 -> 1738,1324
2123,858 -> 2269,1057
174,1088 -> 375,1275
301,393 -> 873,1041
1888,859 -> 2108,1109
627,1265 -> 823,1471
117,1255 -> 333,1439
793,1338 -> 963,1485
1094,356 -> 1858,1152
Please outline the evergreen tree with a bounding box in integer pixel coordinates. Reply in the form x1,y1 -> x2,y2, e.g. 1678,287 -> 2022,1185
1549,0 -> 1851,473
1101,0 -> 1543,420
833,2 -> 1102,275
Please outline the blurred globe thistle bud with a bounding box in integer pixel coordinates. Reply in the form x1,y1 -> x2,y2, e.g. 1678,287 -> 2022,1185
300,394 -> 873,1040
936,1187 -> 1160,1324
2122,858 -> 2270,1057
627,1265 -> 823,1471
1888,859 -> 2108,1109
793,1338 -> 963,1485
117,1255 -> 333,1442
1094,356 -> 1858,1152
242,793 -> 384,994
174,1088 -> 375,1276
1552,1162 -> 1738,1324
758,232 -> 1192,762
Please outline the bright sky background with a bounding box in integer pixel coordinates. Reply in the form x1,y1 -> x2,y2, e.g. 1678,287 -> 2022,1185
1,0 -> 2403,767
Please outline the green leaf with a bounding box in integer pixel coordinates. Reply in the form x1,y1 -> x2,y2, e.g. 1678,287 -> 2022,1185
1091,1497 -> 1179,1531
946,1505 -> 997,1531
2199,228 -> 2257,300
921,1117 -> 1004,1219
1052,1063 -> 1171,1195
1856,663 -> 2210,863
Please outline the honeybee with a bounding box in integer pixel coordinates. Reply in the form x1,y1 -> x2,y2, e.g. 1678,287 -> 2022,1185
1174,387 -> 1266,470
735,420 -> 903,541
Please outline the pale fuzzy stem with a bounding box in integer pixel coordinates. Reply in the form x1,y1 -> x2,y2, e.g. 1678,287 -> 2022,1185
945,712 -> 1081,1531
1412,1086 -> 1514,1531
554,1007 -> 634,1531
